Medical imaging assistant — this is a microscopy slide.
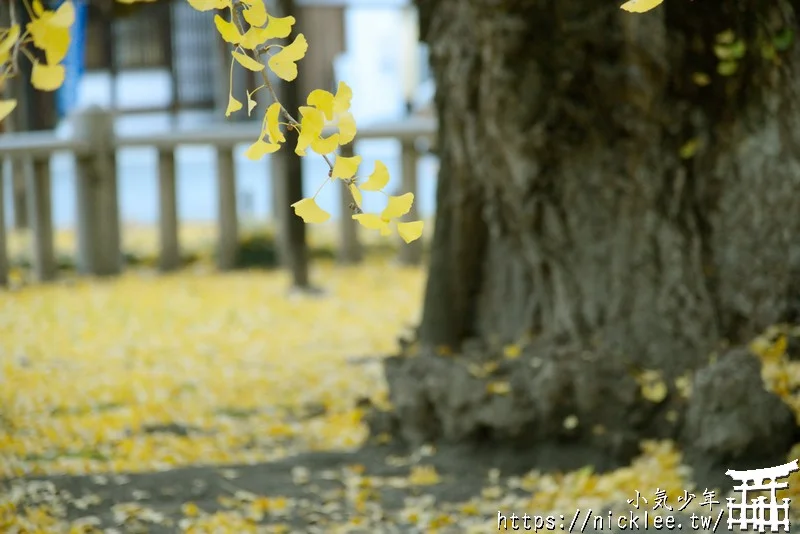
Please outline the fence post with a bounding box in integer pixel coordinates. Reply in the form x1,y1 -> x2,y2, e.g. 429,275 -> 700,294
27,156 -> 56,282
0,165 -> 8,287
397,139 -> 422,265
157,149 -> 180,271
72,106 -> 121,276
338,142 -> 362,264
11,160 -> 28,229
216,146 -> 238,270
270,151 -> 289,265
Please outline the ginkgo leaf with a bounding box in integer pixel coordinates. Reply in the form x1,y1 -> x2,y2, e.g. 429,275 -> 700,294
348,184 -> 362,209
408,465 -> 441,486
331,155 -> 362,180
311,133 -> 340,155
0,99 -> 17,122
244,139 -> 280,160
487,381 -> 511,396
619,0 -> 664,13
268,34 -> 307,81
27,17 -> 70,65
291,198 -> 330,223
187,0 -> 230,10
0,24 -> 20,64
31,61 -> 65,91
240,26 -> 267,50
382,193 -> 414,220
242,0 -> 267,27
295,106 -> 325,156
226,94 -> 242,116
232,50 -> 263,71
50,1 -> 76,27
247,91 -> 257,115
397,221 -> 424,244
266,102 -> 285,144
353,213 -> 391,235
264,15 -> 295,39
333,81 -> 352,115
182,502 -> 201,517
307,89 -> 335,120
337,112 -> 357,145
641,380 -> 668,403
241,15 -> 295,48
214,14 -> 242,44
360,161 -> 389,191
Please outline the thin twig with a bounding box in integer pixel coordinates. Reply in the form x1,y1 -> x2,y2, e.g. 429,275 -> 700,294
9,0 -> 21,75
229,1 -> 360,213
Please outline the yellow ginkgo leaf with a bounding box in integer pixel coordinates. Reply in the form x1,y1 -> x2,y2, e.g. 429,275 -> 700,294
241,15 -> 295,48
353,213 -> 391,235
266,102 -> 284,144
619,0 -> 664,13
763,335 -> 788,363
232,50 -> 263,71
503,344 -> 522,359
244,139 -> 280,160
187,0 -> 230,10
333,81 -> 352,115
295,106 -> 325,156
268,34 -> 307,81
247,91 -> 257,115
32,0 -> 44,16
348,184 -> 362,209
214,14 -> 242,44
307,89 -> 335,120
292,198 -> 330,224
642,381 -> 668,403
226,94 -> 242,117
487,381 -> 511,395
264,15 -> 295,39
0,99 -> 17,122
337,112 -> 357,145
636,370 -> 669,403
181,501 -> 201,517
242,0 -> 267,27
360,161 -> 389,191
50,1 -> 76,27
311,133 -> 340,155
331,155 -> 362,180
397,221 -> 424,244
381,193 -> 414,220
408,465 -> 440,486
27,18 -> 70,65
240,26 -> 268,50
0,24 -> 20,64
31,61 -> 65,91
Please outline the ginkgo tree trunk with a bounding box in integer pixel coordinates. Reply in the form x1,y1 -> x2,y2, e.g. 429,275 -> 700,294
377,0 -> 800,470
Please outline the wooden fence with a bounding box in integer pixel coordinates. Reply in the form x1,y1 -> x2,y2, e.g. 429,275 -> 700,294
0,106 -> 436,286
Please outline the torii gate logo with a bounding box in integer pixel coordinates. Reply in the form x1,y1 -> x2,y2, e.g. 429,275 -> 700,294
726,459 -> 798,532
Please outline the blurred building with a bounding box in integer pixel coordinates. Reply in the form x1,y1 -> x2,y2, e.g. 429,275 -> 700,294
3,0 -> 353,131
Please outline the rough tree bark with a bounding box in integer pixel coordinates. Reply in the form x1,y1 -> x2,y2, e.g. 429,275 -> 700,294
374,0 -> 800,476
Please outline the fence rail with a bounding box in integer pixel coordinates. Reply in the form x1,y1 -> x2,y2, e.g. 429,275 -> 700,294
0,106 -> 437,286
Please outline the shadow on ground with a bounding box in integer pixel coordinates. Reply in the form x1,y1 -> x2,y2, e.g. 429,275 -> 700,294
4,443 -> 723,533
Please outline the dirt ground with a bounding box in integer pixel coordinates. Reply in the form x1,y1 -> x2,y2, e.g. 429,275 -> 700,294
3,442 -> 727,533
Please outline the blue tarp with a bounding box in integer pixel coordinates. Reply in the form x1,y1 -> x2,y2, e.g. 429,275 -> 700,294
56,0 -> 88,118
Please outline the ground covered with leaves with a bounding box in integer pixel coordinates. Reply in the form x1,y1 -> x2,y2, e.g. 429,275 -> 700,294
3,252 -> 800,532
